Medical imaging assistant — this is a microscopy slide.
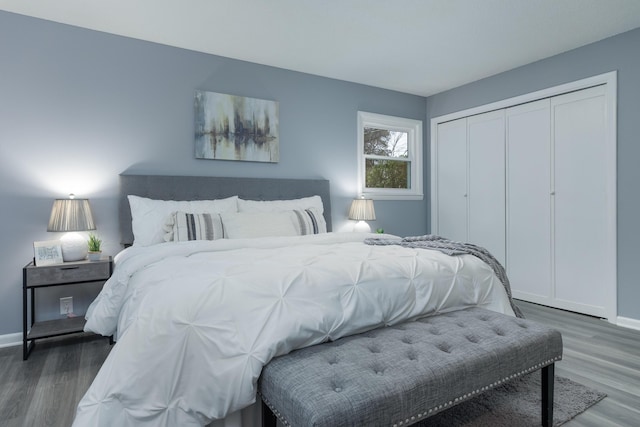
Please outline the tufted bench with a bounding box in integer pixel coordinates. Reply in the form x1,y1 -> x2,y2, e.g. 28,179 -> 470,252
258,307 -> 562,427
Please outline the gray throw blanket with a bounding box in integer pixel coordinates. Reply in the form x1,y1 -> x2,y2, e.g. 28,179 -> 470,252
365,235 -> 524,318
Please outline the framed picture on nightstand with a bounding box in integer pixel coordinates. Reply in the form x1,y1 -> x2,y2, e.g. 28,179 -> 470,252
33,240 -> 63,266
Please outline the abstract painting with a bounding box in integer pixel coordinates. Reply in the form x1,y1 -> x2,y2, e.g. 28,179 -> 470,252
195,91 -> 279,163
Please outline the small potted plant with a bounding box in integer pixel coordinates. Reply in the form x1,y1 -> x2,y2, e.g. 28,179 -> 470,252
87,233 -> 102,261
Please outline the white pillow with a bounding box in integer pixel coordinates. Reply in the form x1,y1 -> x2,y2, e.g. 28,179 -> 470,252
128,195 -> 238,246
237,195 -> 324,214
221,212 -> 299,239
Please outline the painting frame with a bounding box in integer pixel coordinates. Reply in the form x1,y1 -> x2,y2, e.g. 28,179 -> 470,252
194,91 -> 279,163
33,240 -> 63,266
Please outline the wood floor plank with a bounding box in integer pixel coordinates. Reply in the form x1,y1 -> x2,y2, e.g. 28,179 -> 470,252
518,301 -> 640,427
571,408 -> 628,427
0,335 -> 111,427
24,337 -> 84,426
0,346 -> 47,424
561,336 -> 640,370
589,398 -> 640,426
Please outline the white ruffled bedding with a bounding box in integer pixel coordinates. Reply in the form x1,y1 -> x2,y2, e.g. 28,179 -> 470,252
73,232 -> 515,427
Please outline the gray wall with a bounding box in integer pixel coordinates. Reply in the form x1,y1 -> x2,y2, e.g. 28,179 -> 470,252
2,10 -> 637,339
0,11 -> 427,336
426,27 -> 640,321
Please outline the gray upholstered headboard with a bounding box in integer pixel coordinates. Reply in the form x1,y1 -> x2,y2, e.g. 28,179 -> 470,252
119,174 -> 332,245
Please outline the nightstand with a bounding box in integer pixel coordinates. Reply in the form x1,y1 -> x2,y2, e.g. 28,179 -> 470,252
22,257 -> 113,360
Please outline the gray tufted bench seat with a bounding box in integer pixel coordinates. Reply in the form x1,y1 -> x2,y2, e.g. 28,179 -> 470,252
258,307 -> 562,427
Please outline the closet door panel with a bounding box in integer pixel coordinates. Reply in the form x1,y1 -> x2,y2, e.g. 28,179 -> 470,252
468,110 -> 506,265
506,99 -> 552,302
552,85 -> 608,315
436,118 -> 468,242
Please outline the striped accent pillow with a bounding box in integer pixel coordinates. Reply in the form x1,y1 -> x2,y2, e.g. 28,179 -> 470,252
292,208 -> 327,235
165,212 -> 224,242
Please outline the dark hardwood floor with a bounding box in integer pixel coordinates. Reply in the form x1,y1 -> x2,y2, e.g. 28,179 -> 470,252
0,302 -> 638,426
0,334 -> 111,427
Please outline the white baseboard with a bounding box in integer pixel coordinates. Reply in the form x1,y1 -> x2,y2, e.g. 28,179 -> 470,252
0,332 -> 22,348
616,316 -> 640,331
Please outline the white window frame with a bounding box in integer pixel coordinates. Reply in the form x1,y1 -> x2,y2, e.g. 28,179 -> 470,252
357,111 -> 423,200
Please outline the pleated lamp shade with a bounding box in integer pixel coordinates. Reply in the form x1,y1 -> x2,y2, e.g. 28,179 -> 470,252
47,198 -> 95,232
47,196 -> 95,261
348,198 -> 375,232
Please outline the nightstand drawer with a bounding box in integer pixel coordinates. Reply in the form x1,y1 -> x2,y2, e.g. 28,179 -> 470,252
25,261 -> 111,286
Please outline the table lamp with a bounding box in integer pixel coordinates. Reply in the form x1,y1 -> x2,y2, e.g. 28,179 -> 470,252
47,194 -> 96,261
348,197 -> 376,232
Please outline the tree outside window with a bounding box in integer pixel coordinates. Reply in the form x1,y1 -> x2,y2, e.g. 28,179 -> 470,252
364,128 -> 410,189
357,112 -> 423,200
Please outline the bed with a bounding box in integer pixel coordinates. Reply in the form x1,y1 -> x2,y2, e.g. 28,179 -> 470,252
72,174 -> 517,427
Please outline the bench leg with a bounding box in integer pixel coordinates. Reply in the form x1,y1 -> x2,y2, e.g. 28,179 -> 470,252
262,400 -> 277,427
542,364 -> 554,427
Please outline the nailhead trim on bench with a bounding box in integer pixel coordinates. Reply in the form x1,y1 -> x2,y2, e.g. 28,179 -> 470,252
391,356 -> 562,427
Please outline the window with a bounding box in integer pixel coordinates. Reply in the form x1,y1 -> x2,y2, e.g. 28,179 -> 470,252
357,111 -> 423,200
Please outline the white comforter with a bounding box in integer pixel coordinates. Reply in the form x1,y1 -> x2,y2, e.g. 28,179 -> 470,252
73,233 -> 515,427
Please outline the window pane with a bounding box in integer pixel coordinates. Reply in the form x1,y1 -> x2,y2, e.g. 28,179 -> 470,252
365,159 -> 410,189
364,127 -> 408,158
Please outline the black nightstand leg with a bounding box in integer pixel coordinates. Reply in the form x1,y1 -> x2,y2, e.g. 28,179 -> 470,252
22,282 -> 28,360
30,288 -> 35,327
24,341 -> 35,361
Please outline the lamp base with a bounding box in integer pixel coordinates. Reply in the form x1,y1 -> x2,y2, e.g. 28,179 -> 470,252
353,221 -> 371,233
60,233 -> 88,262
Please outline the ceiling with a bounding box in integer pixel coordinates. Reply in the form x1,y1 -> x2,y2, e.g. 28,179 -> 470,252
2,0 -> 640,96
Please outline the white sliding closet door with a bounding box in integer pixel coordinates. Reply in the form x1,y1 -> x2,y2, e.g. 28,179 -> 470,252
434,112 -> 506,264
506,99 -> 552,303
435,118 -> 468,243
431,73 -> 616,322
468,110 -> 506,265
552,85 -> 610,317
